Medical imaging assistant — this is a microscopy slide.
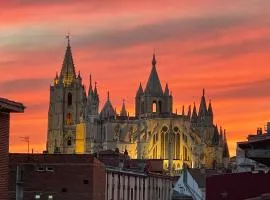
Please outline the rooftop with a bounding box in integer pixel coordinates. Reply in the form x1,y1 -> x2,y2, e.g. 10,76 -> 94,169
0,97 -> 25,113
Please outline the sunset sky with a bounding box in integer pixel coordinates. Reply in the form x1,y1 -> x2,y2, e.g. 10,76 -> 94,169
1,0 -> 270,156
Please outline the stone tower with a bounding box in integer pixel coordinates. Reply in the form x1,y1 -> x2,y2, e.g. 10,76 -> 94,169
47,38 -> 86,154
135,54 -> 172,117
86,75 -> 99,122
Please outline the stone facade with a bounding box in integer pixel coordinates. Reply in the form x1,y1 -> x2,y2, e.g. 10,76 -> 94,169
47,40 -> 229,171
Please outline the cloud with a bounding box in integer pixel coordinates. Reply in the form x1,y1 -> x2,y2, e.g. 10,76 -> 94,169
213,78 -> 270,99
0,78 -> 50,94
75,13 -> 256,51
191,36 -> 270,59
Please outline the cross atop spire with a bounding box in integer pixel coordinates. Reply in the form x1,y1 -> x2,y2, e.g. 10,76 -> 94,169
66,33 -> 71,47
152,53 -> 156,66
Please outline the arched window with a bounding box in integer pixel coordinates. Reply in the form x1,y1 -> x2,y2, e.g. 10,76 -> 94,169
152,101 -> 157,113
67,136 -> 72,146
68,93 -> 72,106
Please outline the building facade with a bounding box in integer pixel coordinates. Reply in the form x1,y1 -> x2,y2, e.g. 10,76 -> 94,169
0,98 -> 25,200
9,154 -> 106,200
47,39 -> 229,170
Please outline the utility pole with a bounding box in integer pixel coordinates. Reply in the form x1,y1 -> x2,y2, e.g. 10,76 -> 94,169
20,136 -> 30,154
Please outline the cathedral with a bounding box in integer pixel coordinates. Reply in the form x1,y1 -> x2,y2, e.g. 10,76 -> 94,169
47,39 -> 229,172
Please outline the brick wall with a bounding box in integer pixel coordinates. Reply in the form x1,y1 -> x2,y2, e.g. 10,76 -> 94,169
0,112 -> 10,200
9,154 -> 106,200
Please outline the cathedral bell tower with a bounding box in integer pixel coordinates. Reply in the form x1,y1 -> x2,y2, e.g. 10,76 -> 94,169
47,36 -> 86,154
135,54 -> 172,117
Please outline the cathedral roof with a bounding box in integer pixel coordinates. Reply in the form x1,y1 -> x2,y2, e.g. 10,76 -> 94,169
100,92 -> 115,118
60,36 -> 76,86
144,54 -> 163,96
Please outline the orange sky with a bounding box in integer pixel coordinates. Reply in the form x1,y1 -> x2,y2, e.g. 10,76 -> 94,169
1,0 -> 270,156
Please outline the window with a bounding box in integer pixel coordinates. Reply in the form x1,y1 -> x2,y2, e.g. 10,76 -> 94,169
62,188 -> 67,192
67,136 -> 72,146
46,166 -> 54,172
48,195 -> 53,200
35,194 -> 40,199
83,179 -> 89,184
152,101 -> 157,113
36,166 -> 45,172
68,93 -> 72,106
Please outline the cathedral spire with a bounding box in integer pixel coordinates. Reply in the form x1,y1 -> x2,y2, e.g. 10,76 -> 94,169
208,100 -> 213,116
60,35 -> 76,86
164,83 -> 169,96
198,88 -> 208,118
187,105 -> 191,118
191,103 -> 198,123
144,53 -> 163,96
88,74 -> 93,96
120,99 -> 127,117
152,53 -> 156,66
182,105 -> 185,115
136,82 -> 144,97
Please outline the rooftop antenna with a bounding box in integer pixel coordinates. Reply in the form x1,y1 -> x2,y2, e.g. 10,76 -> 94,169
20,136 -> 30,154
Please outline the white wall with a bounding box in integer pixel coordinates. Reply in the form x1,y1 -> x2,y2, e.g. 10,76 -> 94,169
106,169 -> 173,200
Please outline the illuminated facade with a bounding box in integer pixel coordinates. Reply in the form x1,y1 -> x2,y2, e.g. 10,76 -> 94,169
47,39 -> 229,171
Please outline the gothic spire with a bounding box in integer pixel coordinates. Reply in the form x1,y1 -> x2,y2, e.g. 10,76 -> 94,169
93,81 -> 99,101
219,126 -> 224,145
60,35 -> 76,86
182,105 -> 185,115
198,88 -> 208,118
144,54 -> 163,96
208,100 -> 213,116
164,83 -> 169,96
88,74 -> 93,97
120,99 -> 128,117
187,105 -> 191,118
191,103 -> 198,123
136,82 -> 144,97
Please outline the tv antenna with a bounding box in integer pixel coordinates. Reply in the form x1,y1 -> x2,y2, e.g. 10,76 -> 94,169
20,136 -> 30,154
